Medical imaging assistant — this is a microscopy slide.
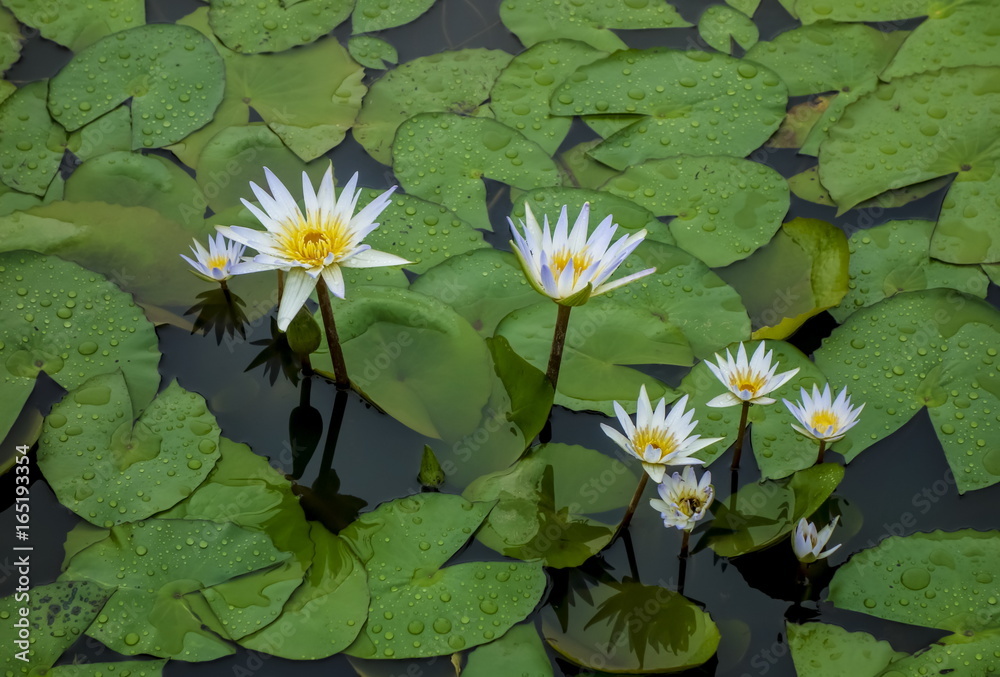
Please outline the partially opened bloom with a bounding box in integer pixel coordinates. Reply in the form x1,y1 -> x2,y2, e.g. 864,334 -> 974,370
792,516 -> 841,563
650,466 -> 714,531
508,202 -> 655,305
784,384 -> 864,443
217,166 -> 410,330
705,341 -> 800,408
601,386 -> 723,483
180,233 -> 247,283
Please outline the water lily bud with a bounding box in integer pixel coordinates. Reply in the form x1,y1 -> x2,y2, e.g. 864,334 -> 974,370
285,307 -> 322,355
418,445 -> 446,488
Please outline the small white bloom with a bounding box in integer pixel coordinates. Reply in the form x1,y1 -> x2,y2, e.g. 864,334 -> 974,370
601,385 -> 724,483
649,466 -> 714,531
793,516 -> 841,563
784,384 -> 864,443
217,166 -> 410,331
180,233 -> 248,283
508,202 -> 655,305
705,341 -> 800,408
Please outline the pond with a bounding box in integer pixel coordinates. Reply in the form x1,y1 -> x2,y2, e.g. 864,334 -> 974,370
2,0 -> 1000,676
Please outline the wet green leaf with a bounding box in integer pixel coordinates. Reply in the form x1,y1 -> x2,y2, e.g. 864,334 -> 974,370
353,0 -> 435,33
788,166 -> 952,209
65,106 -> 133,162
48,24 -> 224,149
1,0 -> 143,50
702,463 -> 844,557
393,112 -> 561,228
550,48 -> 787,170
486,335 -> 553,444
698,5 -> 758,54
464,443 -> 637,567
348,35 -> 398,70
882,1 -> 1000,79
603,156 -> 789,267
38,373 -> 221,527
0,251 -> 160,450
832,220 -> 990,323
497,298 -> 691,415
767,96 -> 836,150
880,628 -> 1000,677
0,581 -> 111,676
746,23 -> 907,156
354,49 -> 511,165
341,493 -> 547,659
829,529 -> 1000,633
500,0 -> 690,52
787,622 -> 905,677
0,6 -> 22,73
726,0 -> 761,16
463,622 -> 553,677
42,660 -> 169,677
491,40 -> 606,154
207,0 -> 353,53
0,81 -> 66,196
557,140 -> 620,190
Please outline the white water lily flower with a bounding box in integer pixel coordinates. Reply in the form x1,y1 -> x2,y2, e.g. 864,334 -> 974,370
180,233 -> 248,283
650,466 -> 715,532
705,341 -> 800,408
508,202 -> 655,305
784,384 -> 864,443
601,386 -> 723,483
217,166 -> 410,331
792,516 -> 841,564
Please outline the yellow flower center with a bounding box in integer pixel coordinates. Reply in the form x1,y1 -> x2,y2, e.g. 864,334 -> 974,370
809,410 -> 839,433
280,218 -> 352,267
729,369 -> 766,396
631,427 -> 677,462
205,254 -> 230,270
678,494 -> 704,518
550,248 -> 593,284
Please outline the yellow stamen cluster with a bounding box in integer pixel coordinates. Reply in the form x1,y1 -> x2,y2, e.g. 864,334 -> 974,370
730,370 -> 767,395
809,410 -> 838,433
631,427 -> 677,461
550,248 -> 593,283
280,218 -> 351,267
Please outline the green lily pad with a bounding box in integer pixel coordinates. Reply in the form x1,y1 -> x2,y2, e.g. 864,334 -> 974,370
0,251 -> 160,451
557,140 -> 619,190
65,106 -> 133,162
549,48 -> 788,170
1,0 -> 143,51
393,112 -> 561,229
240,523 -> 369,659
698,5 -> 758,54
984,262 -> 1000,286
726,0 -> 761,16
64,151 -> 207,230
496,298 -> 691,415
0,6 -> 22,73
348,35 -> 398,70
817,66 -> 1000,264
354,49 -> 511,165
788,166 -> 953,209
717,218 -> 849,339
881,628 -> 1000,677
0,581 -> 111,676
207,0 -> 352,53
0,182 -> 46,217
43,660 -> 169,677
601,240 -> 751,358
767,96 -> 837,150
352,0 -> 436,33
311,286 -> 493,440
464,443 -> 638,567
702,463 -> 844,557
745,23 -> 908,156
341,493 -> 547,659
500,0 -> 690,52
814,289 -> 1000,492
63,519 -> 289,661
511,186 -> 675,246
464,622 -> 553,677
0,81 -> 66,196
832,220 -> 990,323
603,156 -> 789,267
490,40 -> 606,155
829,529 -> 1000,633
542,574 -> 720,673
787,622 -> 906,677
38,373 -> 221,527
48,24 -> 224,149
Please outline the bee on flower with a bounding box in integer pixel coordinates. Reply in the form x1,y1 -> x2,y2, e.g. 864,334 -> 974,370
650,466 -> 715,533
784,384 -> 864,463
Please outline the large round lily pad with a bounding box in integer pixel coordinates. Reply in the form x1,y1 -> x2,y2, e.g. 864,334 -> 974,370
207,0 -> 353,54
0,81 -> 66,197
549,48 -> 788,170
341,493 -> 547,659
1,0 -> 144,51
787,622 -> 905,677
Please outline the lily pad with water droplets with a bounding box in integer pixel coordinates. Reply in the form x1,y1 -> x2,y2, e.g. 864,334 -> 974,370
500,0 -> 690,52
48,24 -> 224,150
352,0 -> 436,33
0,81 -> 66,196
43,660 -> 169,677
0,581 -> 112,676
788,166 -> 953,210
726,0 -> 760,16
603,156 -> 789,267
354,49 -> 512,165
0,251 -> 160,452
63,519 -> 289,661
814,289 -> 1000,492
463,622 -> 553,677
557,140 -> 620,190
1,0 -> 144,51
207,0 -> 352,54
549,49 -> 788,170
0,6 -> 22,73
340,493 -> 547,660
65,106 -> 134,162
392,112 -> 561,229
832,220 -> 990,323
348,35 -> 398,70
880,628 -> 1000,677
698,5 -> 758,54
38,372 -> 221,527
787,622 -> 906,677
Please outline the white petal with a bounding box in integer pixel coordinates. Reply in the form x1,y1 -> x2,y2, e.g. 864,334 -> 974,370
321,265 -> 346,299
276,269 -> 317,331
340,248 -> 411,269
706,392 -> 740,408
642,463 -> 665,483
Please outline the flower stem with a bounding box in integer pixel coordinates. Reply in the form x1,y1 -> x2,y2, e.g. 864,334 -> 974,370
677,530 -> 690,595
615,473 -> 649,539
316,283 -> 349,390
816,440 -> 827,465
730,400 -> 751,470
546,304 -> 572,388
276,270 -> 285,300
